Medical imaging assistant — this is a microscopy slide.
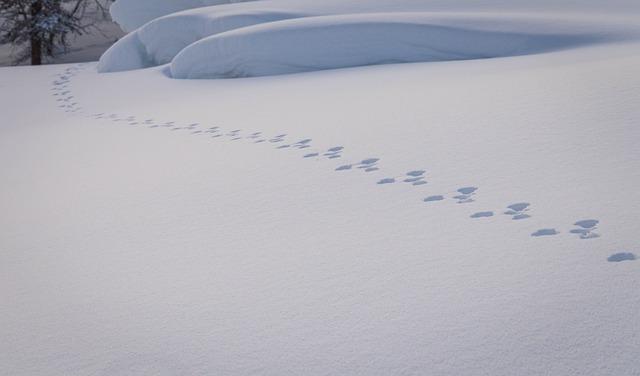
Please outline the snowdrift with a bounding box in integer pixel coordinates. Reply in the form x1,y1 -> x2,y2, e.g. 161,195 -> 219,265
99,0 -> 632,79
100,0 -> 440,73
99,8 -> 308,72
100,0 -> 633,78
110,0 -> 255,32
170,13 -> 596,79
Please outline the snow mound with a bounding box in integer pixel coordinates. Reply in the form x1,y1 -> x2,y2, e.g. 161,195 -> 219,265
170,13 -> 596,79
99,8 -> 308,73
100,0 -> 444,73
110,0 -> 255,32
97,32 -> 151,73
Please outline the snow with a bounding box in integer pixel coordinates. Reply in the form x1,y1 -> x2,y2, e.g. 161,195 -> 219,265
169,12 -> 617,79
2,0 -> 640,375
99,0 -> 639,78
99,7 -> 306,72
109,0 -> 255,33
0,5 -> 124,66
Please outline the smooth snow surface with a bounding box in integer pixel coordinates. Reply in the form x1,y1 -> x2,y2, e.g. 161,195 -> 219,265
99,8 -> 306,72
170,13 -> 608,79
109,0 -> 255,32
99,0 -> 640,78
2,0 -> 640,375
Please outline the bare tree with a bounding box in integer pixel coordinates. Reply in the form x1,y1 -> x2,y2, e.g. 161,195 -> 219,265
0,0 -> 110,65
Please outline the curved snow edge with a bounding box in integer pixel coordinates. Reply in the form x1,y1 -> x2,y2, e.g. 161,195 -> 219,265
99,7 -> 310,73
170,13 -> 603,79
109,0 -> 255,33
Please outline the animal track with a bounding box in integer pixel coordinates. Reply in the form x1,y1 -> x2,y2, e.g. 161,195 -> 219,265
504,202 -> 531,220
292,138 -> 312,149
324,146 -> 344,159
378,170 -> 427,186
336,158 -> 380,173
377,178 -> 395,184
531,228 -> 559,237
306,146 -> 344,160
453,187 -> 477,203
269,134 -> 286,143
403,170 -> 427,185
570,219 -> 600,239
51,64 -> 608,253
51,66 -> 83,113
471,211 -> 494,218
607,252 -> 636,262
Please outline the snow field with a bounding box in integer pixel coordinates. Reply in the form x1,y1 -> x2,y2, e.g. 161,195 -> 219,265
2,0 -> 640,374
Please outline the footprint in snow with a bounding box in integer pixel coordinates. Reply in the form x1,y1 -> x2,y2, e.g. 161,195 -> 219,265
269,134 -> 287,143
504,202 -> 531,220
570,219 -> 600,239
453,186 -> 477,203
607,252 -> 636,262
471,211 -> 494,218
52,67 -> 604,246
378,170 -> 428,186
336,158 -> 380,173
531,228 -> 559,237
304,146 -> 344,160
377,178 -> 395,184
291,139 -> 312,149
357,158 -> 380,172
276,138 -> 313,150
403,170 -> 427,186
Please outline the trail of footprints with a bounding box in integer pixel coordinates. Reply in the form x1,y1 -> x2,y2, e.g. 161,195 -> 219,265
51,65 -> 85,114
52,65 -> 611,246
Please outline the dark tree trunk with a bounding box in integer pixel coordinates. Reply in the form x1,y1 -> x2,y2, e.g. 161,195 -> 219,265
30,37 -> 42,65
30,0 -> 43,65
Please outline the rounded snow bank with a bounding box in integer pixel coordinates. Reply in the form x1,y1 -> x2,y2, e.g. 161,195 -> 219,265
170,13 -> 595,79
110,0 -> 254,32
99,8 -> 307,73
98,32 -> 151,73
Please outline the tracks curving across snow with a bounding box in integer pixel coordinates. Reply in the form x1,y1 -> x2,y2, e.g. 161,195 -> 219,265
51,63 -> 616,254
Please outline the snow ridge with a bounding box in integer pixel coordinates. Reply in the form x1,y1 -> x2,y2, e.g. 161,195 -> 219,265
109,0 -> 255,32
100,0 -> 634,78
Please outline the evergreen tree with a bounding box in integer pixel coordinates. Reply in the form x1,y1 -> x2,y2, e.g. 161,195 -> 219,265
0,0 -> 109,65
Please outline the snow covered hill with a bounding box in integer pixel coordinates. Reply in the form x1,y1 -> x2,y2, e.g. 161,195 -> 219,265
1,0 -> 639,375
